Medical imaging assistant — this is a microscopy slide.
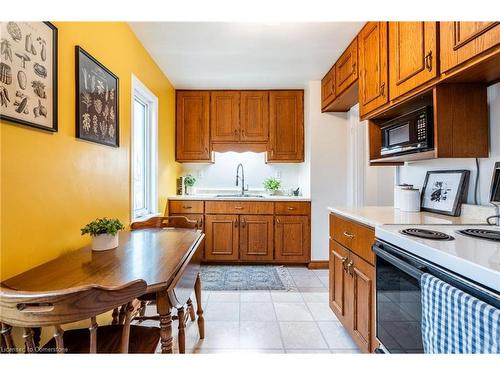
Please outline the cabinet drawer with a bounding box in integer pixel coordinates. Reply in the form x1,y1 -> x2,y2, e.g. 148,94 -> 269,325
205,201 -> 274,214
169,200 -> 204,214
274,202 -> 310,215
330,214 -> 375,265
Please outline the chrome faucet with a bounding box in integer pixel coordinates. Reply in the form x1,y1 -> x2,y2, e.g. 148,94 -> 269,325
235,163 -> 248,196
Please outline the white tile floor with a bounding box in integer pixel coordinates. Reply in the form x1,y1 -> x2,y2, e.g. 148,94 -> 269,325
147,266 -> 360,354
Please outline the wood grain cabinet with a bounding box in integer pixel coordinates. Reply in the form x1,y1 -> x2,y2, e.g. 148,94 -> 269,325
440,22 -> 500,73
335,37 -> 358,96
321,66 -> 336,110
176,91 -> 211,162
204,214 -> 239,261
240,91 -> 269,142
358,22 -> 389,117
239,215 -> 274,261
329,213 -> 376,353
268,91 -> 304,162
210,91 -> 240,142
388,22 -> 438,100
275,215 -> 310,263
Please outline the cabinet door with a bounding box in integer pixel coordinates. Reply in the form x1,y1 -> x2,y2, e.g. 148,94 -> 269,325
204,214 -> 239,261
239,215 -> 274,261
176,91 -> 211,162
388,22 -> 438,100
210,91 -> 240,142
359,22 -> 389,117
274,215 -> 310,263
346,252 -> 374,353
268,91 -> 304,162
240,91 -> 269,142
440,22 -> 500,73
329,240 -> 349,327
335,37 -> 358,96
321,66 -> 336,110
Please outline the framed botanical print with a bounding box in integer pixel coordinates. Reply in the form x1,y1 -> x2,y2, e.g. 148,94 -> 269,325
75,46 -> 119,147
421,170 -> 470,217
0,21 -> 58,131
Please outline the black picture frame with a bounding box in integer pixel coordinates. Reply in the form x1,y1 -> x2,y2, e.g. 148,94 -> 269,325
420,170 -> 470,217
75,46 -> 119,147
0,21 -> 58,132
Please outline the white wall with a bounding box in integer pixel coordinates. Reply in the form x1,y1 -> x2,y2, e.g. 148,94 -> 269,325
181,152 -> 306,194
307,81 -> 349,260
399,83 -> 500,206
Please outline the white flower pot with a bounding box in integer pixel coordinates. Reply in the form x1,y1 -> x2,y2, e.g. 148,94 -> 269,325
92,234 -> 119,251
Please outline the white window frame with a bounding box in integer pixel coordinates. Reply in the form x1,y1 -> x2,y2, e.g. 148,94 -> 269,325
131,74 -> 159,221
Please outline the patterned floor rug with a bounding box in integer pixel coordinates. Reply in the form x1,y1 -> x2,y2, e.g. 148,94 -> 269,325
200,265 -> 296,291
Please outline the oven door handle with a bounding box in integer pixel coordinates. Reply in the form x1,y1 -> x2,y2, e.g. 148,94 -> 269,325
373,244 -> 425,280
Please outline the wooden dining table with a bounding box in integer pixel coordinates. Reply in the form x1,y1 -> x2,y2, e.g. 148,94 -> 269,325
1,227 -> 205,354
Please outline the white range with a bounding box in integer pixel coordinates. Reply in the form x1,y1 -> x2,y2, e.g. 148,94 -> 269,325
375,224 -> 500,292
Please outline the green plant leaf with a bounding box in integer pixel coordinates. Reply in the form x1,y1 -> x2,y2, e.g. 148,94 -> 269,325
81,217 -> 125,237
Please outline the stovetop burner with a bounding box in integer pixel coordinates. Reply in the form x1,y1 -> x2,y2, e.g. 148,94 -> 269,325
400,228 -> 455,241
457,228 -> 500,242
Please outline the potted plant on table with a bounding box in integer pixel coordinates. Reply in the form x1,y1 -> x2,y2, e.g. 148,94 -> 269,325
184,174 -> 196,195
81,217 -> 125,251
263,177 -> 281,195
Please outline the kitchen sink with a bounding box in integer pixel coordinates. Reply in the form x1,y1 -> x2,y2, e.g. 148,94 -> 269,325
215,194 -> 265,198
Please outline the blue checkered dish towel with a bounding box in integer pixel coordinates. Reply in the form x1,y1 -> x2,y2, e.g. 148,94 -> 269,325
421,273 -> 500,353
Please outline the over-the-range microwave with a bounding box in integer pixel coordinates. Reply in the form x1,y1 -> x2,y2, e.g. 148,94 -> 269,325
380,106 -> 434,157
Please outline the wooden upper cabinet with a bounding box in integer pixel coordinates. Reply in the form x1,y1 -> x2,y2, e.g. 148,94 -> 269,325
240,91 -> 269,142
176,91 -> 211,162
389,22 -> 438,100
210,91 -> 240,142
239,215 -> 274,261
321,66 -> 336,110
358,22 -> 389,117
440,22 -> 500,73
274,215 -> 310,263
268,91 -> 304,162
335,37 -> 358,96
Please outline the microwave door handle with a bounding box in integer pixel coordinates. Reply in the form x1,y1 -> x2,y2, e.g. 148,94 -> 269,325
373,244 -> 424,280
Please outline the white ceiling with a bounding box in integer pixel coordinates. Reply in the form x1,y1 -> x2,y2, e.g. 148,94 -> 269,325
128,22 -> 364,89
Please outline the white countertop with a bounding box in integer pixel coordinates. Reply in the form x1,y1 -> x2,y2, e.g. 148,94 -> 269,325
168,194 -> 311,202
376,224 -> 500,292
328,206 -> 487,228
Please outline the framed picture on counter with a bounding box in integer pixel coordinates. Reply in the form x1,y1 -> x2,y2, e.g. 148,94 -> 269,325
75,46 -> 119,147
421,170 -> 470,217
0,21 -> 58,132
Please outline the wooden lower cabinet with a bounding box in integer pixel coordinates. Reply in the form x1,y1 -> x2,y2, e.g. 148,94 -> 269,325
204,214 -> 239,261
275,215 -> 310,263
240,215 -> 274,261
329,213 -> 377,353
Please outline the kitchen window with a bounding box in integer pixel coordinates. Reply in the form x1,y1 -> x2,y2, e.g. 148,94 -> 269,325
131,75 -> 158,220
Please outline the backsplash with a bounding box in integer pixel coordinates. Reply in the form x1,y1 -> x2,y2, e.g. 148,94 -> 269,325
179,151 -> 307,195
399,83 -> 500,206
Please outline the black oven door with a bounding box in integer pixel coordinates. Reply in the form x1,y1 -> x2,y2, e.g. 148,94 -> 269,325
374,242 -> 425,353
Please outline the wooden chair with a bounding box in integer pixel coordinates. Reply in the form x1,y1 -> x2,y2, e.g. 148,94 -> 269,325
0,280 -> 160,354
128,216 -> 201,353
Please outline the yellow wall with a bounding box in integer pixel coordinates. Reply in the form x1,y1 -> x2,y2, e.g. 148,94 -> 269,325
1,22 -> 180,280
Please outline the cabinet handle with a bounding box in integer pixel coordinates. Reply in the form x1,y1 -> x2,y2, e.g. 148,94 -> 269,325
276,218 -> 280,224
241,218 -> 246,228
343,231 -> 355,239
234,206 -> 244,210
241,129 -> 245,136
379,82 -> 385,97
182,206 -> 193,209
352,63 -> 356,74
425,50 -> 433,72
287,207 -> 296,211
234,220 -> 239,228
346,260 -> 354,276
341,256 -> 348,271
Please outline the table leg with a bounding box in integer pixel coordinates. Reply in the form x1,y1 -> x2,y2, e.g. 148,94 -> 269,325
156,289 -> 173,354
194,273 -> 205,339
177,307 -> 186,354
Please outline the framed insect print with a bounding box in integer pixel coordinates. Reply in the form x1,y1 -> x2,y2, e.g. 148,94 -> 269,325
75,46 -> 119,147
0,21 -> 58,132
421,170 -> 470,217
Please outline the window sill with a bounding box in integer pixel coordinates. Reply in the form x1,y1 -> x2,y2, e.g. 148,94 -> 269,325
132,212 -> 162,223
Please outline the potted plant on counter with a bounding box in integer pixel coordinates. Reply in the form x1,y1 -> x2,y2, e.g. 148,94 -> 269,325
184,174 -> 196,195
81,217 -> 125,251
263,177 -> 281,195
